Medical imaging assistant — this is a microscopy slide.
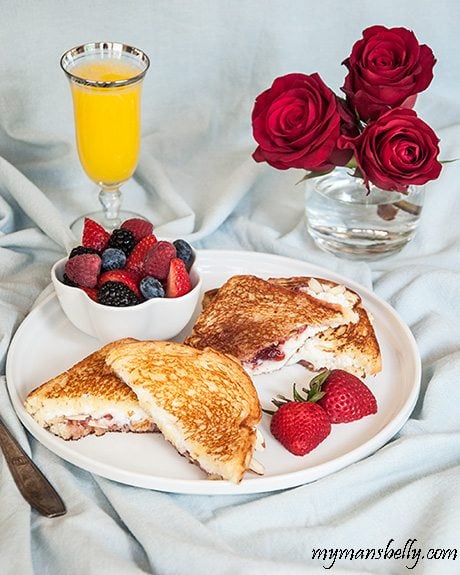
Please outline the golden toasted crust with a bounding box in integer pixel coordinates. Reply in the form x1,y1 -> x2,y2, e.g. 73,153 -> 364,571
270,277 -> 381,375
106,340 -> 261,483
199,276 -> 381,377
25,339 -> 139,404
24,338 -> 155,439
185,275 -> 345,362
202,287 -> 219,309
314,307 -> 382,376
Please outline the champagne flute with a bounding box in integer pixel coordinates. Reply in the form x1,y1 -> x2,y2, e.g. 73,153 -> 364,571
61,42 -> 150,232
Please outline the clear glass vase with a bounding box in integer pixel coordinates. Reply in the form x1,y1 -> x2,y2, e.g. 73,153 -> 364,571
305,167 -> 425,260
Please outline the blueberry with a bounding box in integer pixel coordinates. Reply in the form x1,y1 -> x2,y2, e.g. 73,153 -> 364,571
140,276 -> 165,299
101,248 -> 126,271
173,239 -> 195,271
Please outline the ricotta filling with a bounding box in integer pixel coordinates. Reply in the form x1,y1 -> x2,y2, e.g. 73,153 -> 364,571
243,324 -> 328,376
39,404 -> 150,429
287,337 -> 357,371
299,287 -> 358,324
249,428 -> 265,476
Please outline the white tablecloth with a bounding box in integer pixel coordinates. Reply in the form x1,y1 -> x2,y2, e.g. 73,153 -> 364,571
1,2 -> 459,574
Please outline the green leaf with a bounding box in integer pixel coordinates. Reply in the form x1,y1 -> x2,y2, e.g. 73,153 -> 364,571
304,369 -> 330,402
344,156 -> 358,170
293,383 -> 305,402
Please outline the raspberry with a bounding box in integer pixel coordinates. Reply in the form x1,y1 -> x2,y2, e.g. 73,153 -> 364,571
125,234 -> 158,276
101,248 -> 127,271
144,241 -> 176,281
64,253 -> 101,288
98,269 -> 141,298
107,228 -> 136,255
166,258 -> 192,297
140,276 -> 165,299
121,218 -> 154,242
82,218 -> 110,252
173,239 -> 195,271
69,245 -> 99,259
98,281 -> 140,307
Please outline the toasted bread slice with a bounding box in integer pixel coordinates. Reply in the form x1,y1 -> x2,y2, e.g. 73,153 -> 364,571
198,275 -> 381,377
24,338 -> 156,440
105,340 -> 262,484
268,277 -> 381,376
289,305 -> 382,376
185,275 -> 353,375
268,276 -> 360,323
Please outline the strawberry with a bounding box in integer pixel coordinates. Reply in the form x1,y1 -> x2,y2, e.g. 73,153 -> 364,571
313,369 -> 378,423
64,253 -> 101,288
144,241 -> 177,281
125,234 -> 158,276
98,269 -> 142,298
82,218 -> 110,252
121,218 -> 154,242
80,286 -> 98,302
265,385 -> 331,456
166,258 -> 192,298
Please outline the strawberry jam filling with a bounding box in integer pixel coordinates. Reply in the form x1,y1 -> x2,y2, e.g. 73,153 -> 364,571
252,343 -> 286,364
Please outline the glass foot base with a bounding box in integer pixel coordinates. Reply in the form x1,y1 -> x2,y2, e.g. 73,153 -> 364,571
70,209 -> 144,237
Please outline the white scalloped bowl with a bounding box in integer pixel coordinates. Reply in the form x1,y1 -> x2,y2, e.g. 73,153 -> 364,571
51,257 -> 202,344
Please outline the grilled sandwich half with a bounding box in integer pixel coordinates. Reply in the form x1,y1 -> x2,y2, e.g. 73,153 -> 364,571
105,339 -> 263,484
24,338 -> 156,440
185,274 -> 359,376
269,277 -> 382,376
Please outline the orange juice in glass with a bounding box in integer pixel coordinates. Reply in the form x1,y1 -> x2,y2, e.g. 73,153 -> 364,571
61,43 -> 150,231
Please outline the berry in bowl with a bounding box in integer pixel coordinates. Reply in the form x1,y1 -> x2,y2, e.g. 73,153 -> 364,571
51,218 -> 202,343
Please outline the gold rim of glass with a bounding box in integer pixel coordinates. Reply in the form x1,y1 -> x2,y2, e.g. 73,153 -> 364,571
60,42 -> 150,88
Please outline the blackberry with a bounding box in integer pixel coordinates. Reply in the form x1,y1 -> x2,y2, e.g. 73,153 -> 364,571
140,276 -> 165,299
98,281 -> 140,307
107,229 -> 136,255
69,245 -> 99,259
62,273 -> 78,287
173,239 -> 195,271
101,248 -> 127,271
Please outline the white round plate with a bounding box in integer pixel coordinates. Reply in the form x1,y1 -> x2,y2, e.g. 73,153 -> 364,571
6,250 -> 420,495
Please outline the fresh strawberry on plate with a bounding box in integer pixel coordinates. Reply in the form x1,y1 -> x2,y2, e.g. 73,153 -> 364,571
265,384 -> 331,456
313,369 -> 378,423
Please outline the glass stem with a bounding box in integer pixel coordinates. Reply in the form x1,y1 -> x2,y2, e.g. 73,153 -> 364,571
99,187 -> 122,228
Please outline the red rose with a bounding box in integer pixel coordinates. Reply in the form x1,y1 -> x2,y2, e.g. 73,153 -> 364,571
252,73 -> 357,172
342,26 -> 436,121
338,108 -> 442,193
